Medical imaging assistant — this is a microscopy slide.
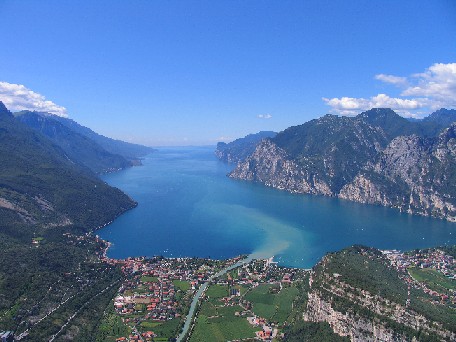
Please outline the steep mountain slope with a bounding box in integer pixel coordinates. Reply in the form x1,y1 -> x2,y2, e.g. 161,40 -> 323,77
0,101 -> 136,340
0,102 -> 136,230
274,112 -> 392,192
230,108 -> 456,221
15,111 -> 131,173
215,131 -> 277,163
358,108 -> 448,139
340,124 -> 456,221
230,111 -> 391,195
423,108 -> 456,127
301,246 -> 455,341
51,115 -> 154,162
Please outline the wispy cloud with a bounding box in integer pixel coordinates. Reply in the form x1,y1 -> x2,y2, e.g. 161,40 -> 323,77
258,114 -> 272,119
0,81 -> 68,117
217,136 -> 232,142
324,63 -> 456,117
374,74 -> 407,86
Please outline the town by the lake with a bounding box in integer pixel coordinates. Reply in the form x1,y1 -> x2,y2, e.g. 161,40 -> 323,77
81,233 -> 455,342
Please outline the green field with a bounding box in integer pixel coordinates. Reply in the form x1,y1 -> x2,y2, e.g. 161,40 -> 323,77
199,301 -> 218,317
140,275 -> 159,283
189,284 -> 259,341
245,284 -> 299,324
206,284 -> 229,301
133,284 -> 152,295
139,318 -> 182,339
95,308 -> 130,342
189,305 -> 257,342
228,269 -> 238,280
173,280 -> 190,291
140,321 -> 162,329
189,283 -> 300,341
408,267 -> 455,294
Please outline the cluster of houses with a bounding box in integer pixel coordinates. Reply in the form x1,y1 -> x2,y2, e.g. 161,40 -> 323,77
247,316 -> 279,341
225,258 -> 303,287
103,255 -> 227,283
383,248 -> 455,304
106,256 -> 238,341
115,331 -> 155,342
384,248 -> 455,276
98,247 -> 303,341
114,276 -> 179,321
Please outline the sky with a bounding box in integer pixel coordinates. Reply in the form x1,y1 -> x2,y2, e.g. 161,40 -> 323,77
1,1 -> 456,146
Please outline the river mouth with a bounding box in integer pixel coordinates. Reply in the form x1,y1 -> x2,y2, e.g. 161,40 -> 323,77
98,146 -> 456,268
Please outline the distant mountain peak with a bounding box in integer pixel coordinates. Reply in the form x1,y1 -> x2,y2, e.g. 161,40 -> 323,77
215,130 -> 277,163
358,108 -> 400,119
230,107 -> 456,221
434,108 -> 455,114
0,101 -> 12,117
423,108 -> 456,126
14,110 -> 56,118
321,113 -> 339,119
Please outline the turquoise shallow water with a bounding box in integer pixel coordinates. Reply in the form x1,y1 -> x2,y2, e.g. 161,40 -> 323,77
98,146 -> 456,268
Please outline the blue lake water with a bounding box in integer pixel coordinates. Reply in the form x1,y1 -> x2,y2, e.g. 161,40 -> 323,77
98,146 -> 456,268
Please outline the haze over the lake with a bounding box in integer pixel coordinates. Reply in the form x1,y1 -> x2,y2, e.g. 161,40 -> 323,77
99,147 -> 456,268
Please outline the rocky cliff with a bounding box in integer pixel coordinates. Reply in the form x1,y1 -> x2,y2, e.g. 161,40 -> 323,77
229,139 -> 332,195
340,125 -> 456,221
302,246 -> 455,341
229,108 -> 456,221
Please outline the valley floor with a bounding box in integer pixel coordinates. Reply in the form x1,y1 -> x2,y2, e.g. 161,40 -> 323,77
95,244 -> 455,342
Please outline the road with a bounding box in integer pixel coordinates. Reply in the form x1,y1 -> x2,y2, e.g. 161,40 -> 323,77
48,279 -> 121,342
176,255 -> 253,342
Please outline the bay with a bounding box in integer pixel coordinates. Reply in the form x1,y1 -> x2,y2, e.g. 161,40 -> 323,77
98,146 -> 456,268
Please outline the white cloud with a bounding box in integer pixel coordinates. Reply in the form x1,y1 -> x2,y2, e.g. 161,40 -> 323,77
401,63 -> 456,108
217,136 -> 232,142
324,63 -> 456,117
322,94 -> 424,117
258,114 -> 272,119
375,74 -> 407,86
0,81 -> 68,117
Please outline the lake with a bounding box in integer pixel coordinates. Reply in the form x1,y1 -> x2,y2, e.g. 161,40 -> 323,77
98,146 -> 455,268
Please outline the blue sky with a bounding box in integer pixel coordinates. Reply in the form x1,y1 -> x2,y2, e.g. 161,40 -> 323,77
1,1 -> 455,146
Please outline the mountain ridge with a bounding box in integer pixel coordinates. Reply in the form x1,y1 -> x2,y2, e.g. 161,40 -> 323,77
0,101 -> 137,230
215,131 -> 277,163
0,101 -> 138,339
50,114 -> 155,162
229,108 -> 456,221
14,111 -> 132,174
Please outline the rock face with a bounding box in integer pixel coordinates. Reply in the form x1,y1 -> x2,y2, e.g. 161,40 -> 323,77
303,246 -> 455,341
305,292 -> 400,342
229,108 -> 456,221
340,126 -> 456,221
229,139 -> 332,195
230,113 -> 389,195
